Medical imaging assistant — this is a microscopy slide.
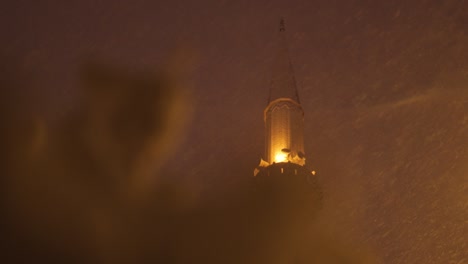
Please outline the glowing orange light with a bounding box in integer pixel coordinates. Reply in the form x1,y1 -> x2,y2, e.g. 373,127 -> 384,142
274,152 -> 287,163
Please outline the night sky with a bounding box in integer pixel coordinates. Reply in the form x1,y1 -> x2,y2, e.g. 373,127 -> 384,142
1,0 -> 467,263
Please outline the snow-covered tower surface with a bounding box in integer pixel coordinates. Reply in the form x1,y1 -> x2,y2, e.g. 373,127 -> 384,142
255,18 -> 306,177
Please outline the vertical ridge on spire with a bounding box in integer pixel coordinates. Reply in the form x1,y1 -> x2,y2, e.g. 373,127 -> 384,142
268,17 -> 300,104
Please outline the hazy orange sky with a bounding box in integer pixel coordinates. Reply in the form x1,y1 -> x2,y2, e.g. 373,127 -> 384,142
1,1 -> 467,263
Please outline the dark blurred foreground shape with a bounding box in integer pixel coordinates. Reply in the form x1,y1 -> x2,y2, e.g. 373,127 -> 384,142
0,55 -> 378,263
0,57 -> 193,263
1,61 -> 376,263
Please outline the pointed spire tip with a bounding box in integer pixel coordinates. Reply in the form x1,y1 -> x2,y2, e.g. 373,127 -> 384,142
279,17 -> 285,32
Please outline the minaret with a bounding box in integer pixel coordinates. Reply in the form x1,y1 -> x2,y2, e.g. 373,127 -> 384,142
253,20 -> 322,261
255,18 -> 309,176
254,18 -> 321,204
265,18 -> 305,166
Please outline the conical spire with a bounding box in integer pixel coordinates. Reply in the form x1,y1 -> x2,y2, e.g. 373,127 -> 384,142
268,18 -> 300,104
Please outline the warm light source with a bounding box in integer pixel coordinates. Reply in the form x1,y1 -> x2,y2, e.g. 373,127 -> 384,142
274,152 -> 287,163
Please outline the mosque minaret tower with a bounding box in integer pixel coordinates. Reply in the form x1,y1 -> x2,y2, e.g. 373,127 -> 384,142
255,19 -> 313,178
253,18 -> 322,216
264,18 -> 305,167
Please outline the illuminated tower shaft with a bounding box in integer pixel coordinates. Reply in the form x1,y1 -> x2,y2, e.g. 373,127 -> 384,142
265,99 -> 305,164
264,18 -> 305,166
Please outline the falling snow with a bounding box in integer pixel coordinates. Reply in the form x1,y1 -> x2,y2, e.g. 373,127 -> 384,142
1,0 -> 467,263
